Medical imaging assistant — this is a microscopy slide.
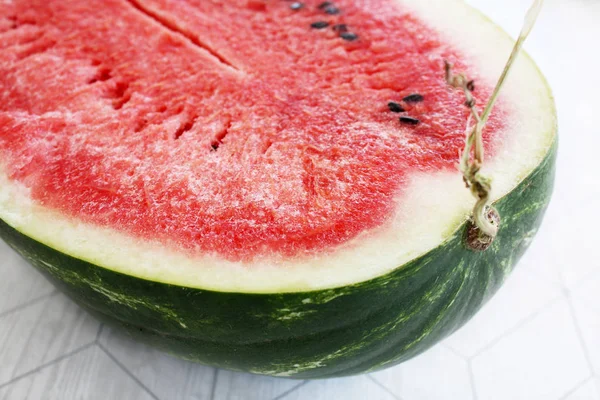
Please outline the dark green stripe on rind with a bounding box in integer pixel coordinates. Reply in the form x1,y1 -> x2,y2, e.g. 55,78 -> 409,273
0,139 -> 557,379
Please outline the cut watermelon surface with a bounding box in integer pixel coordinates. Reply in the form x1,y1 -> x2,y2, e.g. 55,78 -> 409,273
0,0 -> 556,378
1,0 -> 505,261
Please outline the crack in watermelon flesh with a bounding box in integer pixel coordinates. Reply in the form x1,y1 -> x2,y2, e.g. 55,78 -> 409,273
0,0 -> 505,261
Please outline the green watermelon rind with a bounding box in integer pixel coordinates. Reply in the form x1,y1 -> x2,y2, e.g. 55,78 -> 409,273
0,133 -> 556,378
0,0 -> 558,378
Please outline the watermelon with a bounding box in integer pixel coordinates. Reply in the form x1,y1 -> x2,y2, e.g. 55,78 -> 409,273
0,0 -> 556,378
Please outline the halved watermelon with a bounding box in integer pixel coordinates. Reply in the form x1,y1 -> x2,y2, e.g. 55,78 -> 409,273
0,0 -> 556,378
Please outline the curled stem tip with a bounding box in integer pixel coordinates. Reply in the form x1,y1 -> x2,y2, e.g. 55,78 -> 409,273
445,0 -> 544,249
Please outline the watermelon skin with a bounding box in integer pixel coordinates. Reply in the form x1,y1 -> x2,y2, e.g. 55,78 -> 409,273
0,138 -> 556,379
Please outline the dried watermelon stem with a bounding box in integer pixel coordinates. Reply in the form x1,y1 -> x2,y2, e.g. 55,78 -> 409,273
446,0 -> 545,246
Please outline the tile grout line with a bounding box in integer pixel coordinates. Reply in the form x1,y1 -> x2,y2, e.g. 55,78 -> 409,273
441,343 -> 470,360
557,376 -> 595,400
97,342 -> 161,400
0,289 -> 58,319
445,277 -> 566,360
368,375 -> 404,400
467,359 -> 480,400
0,341 -> 96,390
560,268 -> 600,295
271,381 -> 309,400
467,295 -> 562,361
209,368 -> 219,400
95,323 -> 105,342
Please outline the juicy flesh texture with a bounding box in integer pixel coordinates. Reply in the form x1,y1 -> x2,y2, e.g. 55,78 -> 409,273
0,0 -> 505,261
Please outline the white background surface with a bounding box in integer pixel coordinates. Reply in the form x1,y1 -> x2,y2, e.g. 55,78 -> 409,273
1,0 -> 599,399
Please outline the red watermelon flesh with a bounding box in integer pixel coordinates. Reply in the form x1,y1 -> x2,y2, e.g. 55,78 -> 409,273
0,0 -> 505,261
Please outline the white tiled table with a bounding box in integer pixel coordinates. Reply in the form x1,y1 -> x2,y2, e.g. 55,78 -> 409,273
1,0 -> 599,399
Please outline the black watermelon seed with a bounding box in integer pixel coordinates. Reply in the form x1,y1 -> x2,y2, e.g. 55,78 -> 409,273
466,80 -> 476,91
311,21 -> 330,29
324,6 -> 340,14
332,24 -> 348,32
340,32 -> 358,41
290,2 -> 304,10
399,116 -> 420,125
402,94 -> 424,103
318,1 -> 333,9
388,102 -> 405,113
